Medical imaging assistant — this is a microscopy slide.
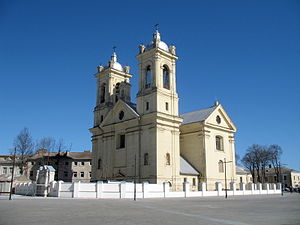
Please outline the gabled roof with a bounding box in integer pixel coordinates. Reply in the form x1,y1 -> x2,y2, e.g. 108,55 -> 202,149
181,105 -> 217,125
180,156 -> 200,175
236,165 -> 250,174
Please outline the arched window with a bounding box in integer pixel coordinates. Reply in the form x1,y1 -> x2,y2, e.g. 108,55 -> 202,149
166,153 -> 170,165
218,160 -> 224,173
115,83 -> 120,102
144,153 -> 149,165
100,83 -> 106,103
163,65 -> 170,89
97,158 -> 102,170
145,66 -> 151,88
216,136 -> 223,151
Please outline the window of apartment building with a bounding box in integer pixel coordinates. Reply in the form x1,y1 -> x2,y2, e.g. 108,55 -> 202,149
74,162 -> 78,166
89,172 -> 91,177
80,172 -> 84,178
284,175 -> 287,181
9,168 -> 13,174
31,161 -> 35,165
192,178 -> 196,186
274,176 -> 277,182
81,162 -> 85,166
216,136 -> 223,151
265,177 -> 268,182
64,171 -> 68,177
117,134 -> 126,149
166,153 -> 170,165
218,160 -> 224,173
65,161 -> 69,165
240,177 -> 243,183
3,167 -> 7,174
30,171 -> 34,177
144,153 -> 149,165
73,172 -> 77,178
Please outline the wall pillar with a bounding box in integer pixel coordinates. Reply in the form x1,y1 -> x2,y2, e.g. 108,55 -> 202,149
57,181 -> 63,197
120,182 -> 126,199
240,182 -> 246,195
73,181 -> 80,198
276,183 -> 282,191
200,182 -> 206,196
183,182 -> 190,198
142,182 -> 148,198
230,182 -> 236,196
257,183 -> 262,194
216,182 -> 222,196
163,182 -> 169,198
96,181 -> 103,198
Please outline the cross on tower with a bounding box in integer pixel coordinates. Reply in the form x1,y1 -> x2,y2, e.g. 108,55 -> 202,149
155,24 -> 159,31
113,46 -> 116,53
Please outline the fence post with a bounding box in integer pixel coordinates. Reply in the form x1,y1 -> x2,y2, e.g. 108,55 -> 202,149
163,182 -> 169,198
200,182 -> 206,196
230,182 -> 236,196
216,182 -> 222,196
184,182 -> 190,198
142,182 -> 149,199
73,181 -> 80,198
263,183 -> 269,194
240,182 -> 246,195
96,181 -> 103,198
57,181 -> 63,197
257,183 -> 262,194
120,182 -> 126,199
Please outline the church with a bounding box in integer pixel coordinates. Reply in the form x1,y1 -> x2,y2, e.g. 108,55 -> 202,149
89,29 -> 237,191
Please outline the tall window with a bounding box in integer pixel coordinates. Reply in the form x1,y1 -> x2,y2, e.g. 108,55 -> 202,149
117,134 -> 125,149
216,136 -> 223,151
163,65 -> 170,89
115,83 -> 120,102
218,160 -> 224,173
98,158 -> 101,169
166,153 -> 170,165
145,66 -> 151,88
144,153 -> 149,165
100,83 -> 106,103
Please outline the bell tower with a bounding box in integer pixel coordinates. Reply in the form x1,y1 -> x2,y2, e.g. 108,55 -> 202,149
136,29 -> 182,190
93,50 -> 132,127
136,29 -> 179,117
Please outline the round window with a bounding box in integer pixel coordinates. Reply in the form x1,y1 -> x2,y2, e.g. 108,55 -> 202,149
216,115 -> 221,124
119,111 -> 124,120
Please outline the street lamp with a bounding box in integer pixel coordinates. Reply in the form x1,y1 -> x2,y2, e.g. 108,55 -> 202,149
9,148 -> 17,200
224,158 -> 233,199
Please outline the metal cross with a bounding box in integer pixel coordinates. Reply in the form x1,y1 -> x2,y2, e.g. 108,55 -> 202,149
113,46 -> 116,52
155,24 -> 159,31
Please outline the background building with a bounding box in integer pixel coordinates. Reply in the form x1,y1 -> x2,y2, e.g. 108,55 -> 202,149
27,149 -> 92,182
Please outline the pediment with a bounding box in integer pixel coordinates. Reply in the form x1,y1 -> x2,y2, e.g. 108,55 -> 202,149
205,105 -> 237,132
101,100 -> 140,127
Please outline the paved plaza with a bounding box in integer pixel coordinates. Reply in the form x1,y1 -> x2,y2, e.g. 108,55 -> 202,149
0,194 -> 299,225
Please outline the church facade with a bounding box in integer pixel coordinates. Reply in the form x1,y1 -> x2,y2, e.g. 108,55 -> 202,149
90,30 -> 237,191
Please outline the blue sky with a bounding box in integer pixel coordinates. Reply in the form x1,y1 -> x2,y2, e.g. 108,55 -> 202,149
0,0 -> 299,169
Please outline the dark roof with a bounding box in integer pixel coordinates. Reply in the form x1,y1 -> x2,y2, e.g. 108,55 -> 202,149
180,105 -> 217,125
29,150 -> 92,160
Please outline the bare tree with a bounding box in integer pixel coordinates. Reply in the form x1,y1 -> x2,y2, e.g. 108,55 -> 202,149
13,127 -> 34,175
35,137 -> 56,152
13,127 -> 34,159
56,138 -> 67,153
268,144 -> 282,182
241,150 -> 256,182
